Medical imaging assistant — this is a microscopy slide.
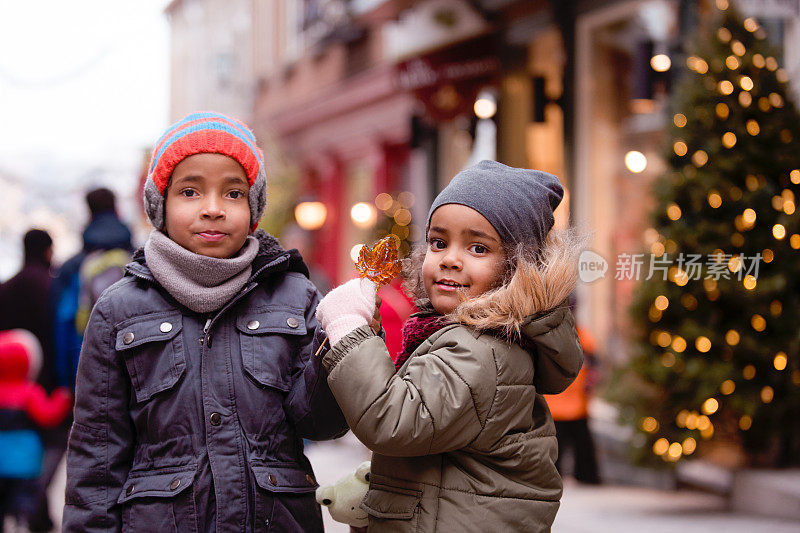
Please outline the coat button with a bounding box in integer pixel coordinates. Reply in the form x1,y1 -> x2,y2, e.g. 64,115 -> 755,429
126,484 -> 135,496
122,332 -> 135,345
160,322 -> 173,333
286,317 -> 299,329
305,474 -> 315,485
268,474 -> 277,485
209,412 -> 222,426
169,478 -> 181,490
247,320 -> 260,330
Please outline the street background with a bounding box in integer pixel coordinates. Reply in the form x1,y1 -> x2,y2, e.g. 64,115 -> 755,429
2,0 -> 800,531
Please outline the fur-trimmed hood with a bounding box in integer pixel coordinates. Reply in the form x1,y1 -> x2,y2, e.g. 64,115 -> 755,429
451,228 -> 586,338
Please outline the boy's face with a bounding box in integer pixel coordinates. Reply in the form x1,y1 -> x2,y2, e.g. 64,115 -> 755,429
422,204 -> 506,315
164,153 -> 251,259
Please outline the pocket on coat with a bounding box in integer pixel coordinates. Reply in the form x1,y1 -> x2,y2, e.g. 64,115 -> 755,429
237,308 -> 307,391
117,464 -> 197,533
250,461 -> 321,532
115,311 -> 186,403
361,477 -> 422,530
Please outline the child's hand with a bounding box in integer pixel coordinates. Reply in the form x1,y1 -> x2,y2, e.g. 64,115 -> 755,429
316,278 -> 377,345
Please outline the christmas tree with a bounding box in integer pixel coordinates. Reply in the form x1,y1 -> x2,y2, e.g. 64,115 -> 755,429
609,4 -> 800,467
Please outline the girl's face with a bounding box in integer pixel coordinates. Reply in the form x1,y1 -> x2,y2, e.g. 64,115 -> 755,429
422,204 -> 506,315
164,153 -> 252,258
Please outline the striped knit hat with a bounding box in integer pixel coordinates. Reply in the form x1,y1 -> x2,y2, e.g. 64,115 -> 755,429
143,111 -> 267,231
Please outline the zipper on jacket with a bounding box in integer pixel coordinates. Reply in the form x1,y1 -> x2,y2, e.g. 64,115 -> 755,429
202,317 -> 212,348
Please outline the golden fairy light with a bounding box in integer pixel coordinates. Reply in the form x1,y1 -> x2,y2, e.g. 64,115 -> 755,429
769,93 -> 784,108
696,336 -> 712,353
641,417 -> 659,433
687,56 -> 709,74
651,241 -> 666,256
704,278 -> 718,292
697,415 -> 712,431
676,410 -> 689,427
655,295 -> 669,311
708,191 -> 722,208
791,234 -> 800,249
743,365 -> 756,380
753,53 -> 766,68
673,141 -> 688,157
744,18 -> 759,32
715,103 -> 729,119
717,26 -> 731,42
672,336 -> 687,353
649,307 -> 662,322
657,331 -> 672,348
743,275 -> 757,290
746,119 -> 760,136
770,300 -> 783,317
725,329 -> 740,345
740,415 -> 753,430
682,437 -> 697,455
761,386 -> 774,403
758,97 -> 771,112
673,114 -> 687,127
692,150 -> 709,167
745,174 -> 760,191
784,201 -> 795,215
720,379 -> 735,395
726,55 -> 740,70
765,56 -> 778,71
777,69 -> 789,83
762,248 -> 774,262
739,91 -> 753,107
653,438 -> 669,455
783,188 -> 795,203
774,352 -> 788,371
773,224 -> 786,240
374,192 -> 393,211
731,187 -> 743,201
661,352 -> 676,367
702,398 -> 719,415
681,294 -> 698,310
739,76 -> 753,90
718,80 -> 734,95
667,442 -> 683,460
731,40 -> 746,56
751,314 -> 766,331
685,412 -> 698,430
742,208 -> 756,226
722,132 -> 737,148
667,203 -> 682,220
701,423 -> 714,440
772,195 -> 784,211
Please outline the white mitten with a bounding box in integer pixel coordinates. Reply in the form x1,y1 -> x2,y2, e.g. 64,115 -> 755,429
316,278 -> 377,345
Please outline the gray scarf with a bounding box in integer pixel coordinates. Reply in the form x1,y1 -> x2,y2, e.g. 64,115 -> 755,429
144,230 -> 259,313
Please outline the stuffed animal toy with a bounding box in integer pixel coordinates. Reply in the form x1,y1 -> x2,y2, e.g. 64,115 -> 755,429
316,461 -> 371,528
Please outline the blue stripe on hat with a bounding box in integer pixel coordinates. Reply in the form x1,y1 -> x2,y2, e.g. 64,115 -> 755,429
150,121 -> 261,174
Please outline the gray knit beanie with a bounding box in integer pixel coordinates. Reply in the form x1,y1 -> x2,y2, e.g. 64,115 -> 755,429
426,160 -> 563,252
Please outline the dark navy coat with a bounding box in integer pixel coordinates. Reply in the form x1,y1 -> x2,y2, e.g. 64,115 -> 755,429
63,231 -> 348,532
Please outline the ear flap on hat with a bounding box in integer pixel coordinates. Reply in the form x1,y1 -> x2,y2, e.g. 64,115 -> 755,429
144,176 -> 166,230
248,168 -> 267,228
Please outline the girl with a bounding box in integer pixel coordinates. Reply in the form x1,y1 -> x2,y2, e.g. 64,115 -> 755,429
316,160 -> 585,532
63,112 -> 348,532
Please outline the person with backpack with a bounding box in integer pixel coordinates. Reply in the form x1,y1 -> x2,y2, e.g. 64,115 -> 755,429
52,187 -> 133,391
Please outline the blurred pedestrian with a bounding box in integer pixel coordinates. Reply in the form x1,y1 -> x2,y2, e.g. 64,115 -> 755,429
63,112 -> 348,531
316,161 -> 585,531
0,229 -> 63,531
0,229 -> 56,391
0,330 -> 71,531
51,187 -> 133,392
546,321 -> 601,484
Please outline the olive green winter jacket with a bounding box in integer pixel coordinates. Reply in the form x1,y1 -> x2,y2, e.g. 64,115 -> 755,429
322,233 -> 584,532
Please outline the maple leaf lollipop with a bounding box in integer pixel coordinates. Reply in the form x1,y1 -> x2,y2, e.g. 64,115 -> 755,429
314,236 -> 402,357
355,235 -> 403,287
